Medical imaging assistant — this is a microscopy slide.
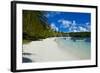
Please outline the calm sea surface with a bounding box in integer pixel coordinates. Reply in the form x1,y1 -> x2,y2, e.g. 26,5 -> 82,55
56,37 -> 91,59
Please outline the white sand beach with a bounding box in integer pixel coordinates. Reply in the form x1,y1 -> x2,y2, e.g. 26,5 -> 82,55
22,37 -> 80,62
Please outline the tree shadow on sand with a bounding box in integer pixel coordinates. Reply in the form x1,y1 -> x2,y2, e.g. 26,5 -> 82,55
22,52 -> 36,55
22,52 -> 36,63
22,57 -> 34,63
22,53 -> 32,55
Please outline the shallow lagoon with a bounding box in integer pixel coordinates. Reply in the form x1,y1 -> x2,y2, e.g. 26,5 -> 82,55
55,37 -> 91,59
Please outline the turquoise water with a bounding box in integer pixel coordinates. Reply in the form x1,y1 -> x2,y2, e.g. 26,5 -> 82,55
55,37 -> 91,59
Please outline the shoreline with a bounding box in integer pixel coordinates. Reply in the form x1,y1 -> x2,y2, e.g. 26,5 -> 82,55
22,37 -> 80,63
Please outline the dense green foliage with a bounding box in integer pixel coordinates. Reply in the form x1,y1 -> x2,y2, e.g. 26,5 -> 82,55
23,10 -> 54,41
23,10 -> 91,42
52,32 -> 91,37
61,32 -> 91,37
69,32 -> 90,37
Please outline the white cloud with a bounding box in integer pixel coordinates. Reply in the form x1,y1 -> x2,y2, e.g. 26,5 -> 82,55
72,26 -> 77,30
58,19 -> 77,29
51,23 -> 59,31
79,26 -> 88,32
86,22 -> 91,31
58,19 -> 72,28
73,30 -> 78,32
58,19 -> 90,32
58,19 -> 81,32
72,20 -> 76,26
69,26 -> 79,32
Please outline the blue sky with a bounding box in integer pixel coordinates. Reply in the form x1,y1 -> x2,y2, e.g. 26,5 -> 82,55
44,11 -> 91,32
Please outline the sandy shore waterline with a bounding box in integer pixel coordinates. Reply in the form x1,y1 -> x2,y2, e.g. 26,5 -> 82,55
22,37 -> 80,62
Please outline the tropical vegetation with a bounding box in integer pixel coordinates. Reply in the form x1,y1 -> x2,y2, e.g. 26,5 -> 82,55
23,10 -> 90,43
